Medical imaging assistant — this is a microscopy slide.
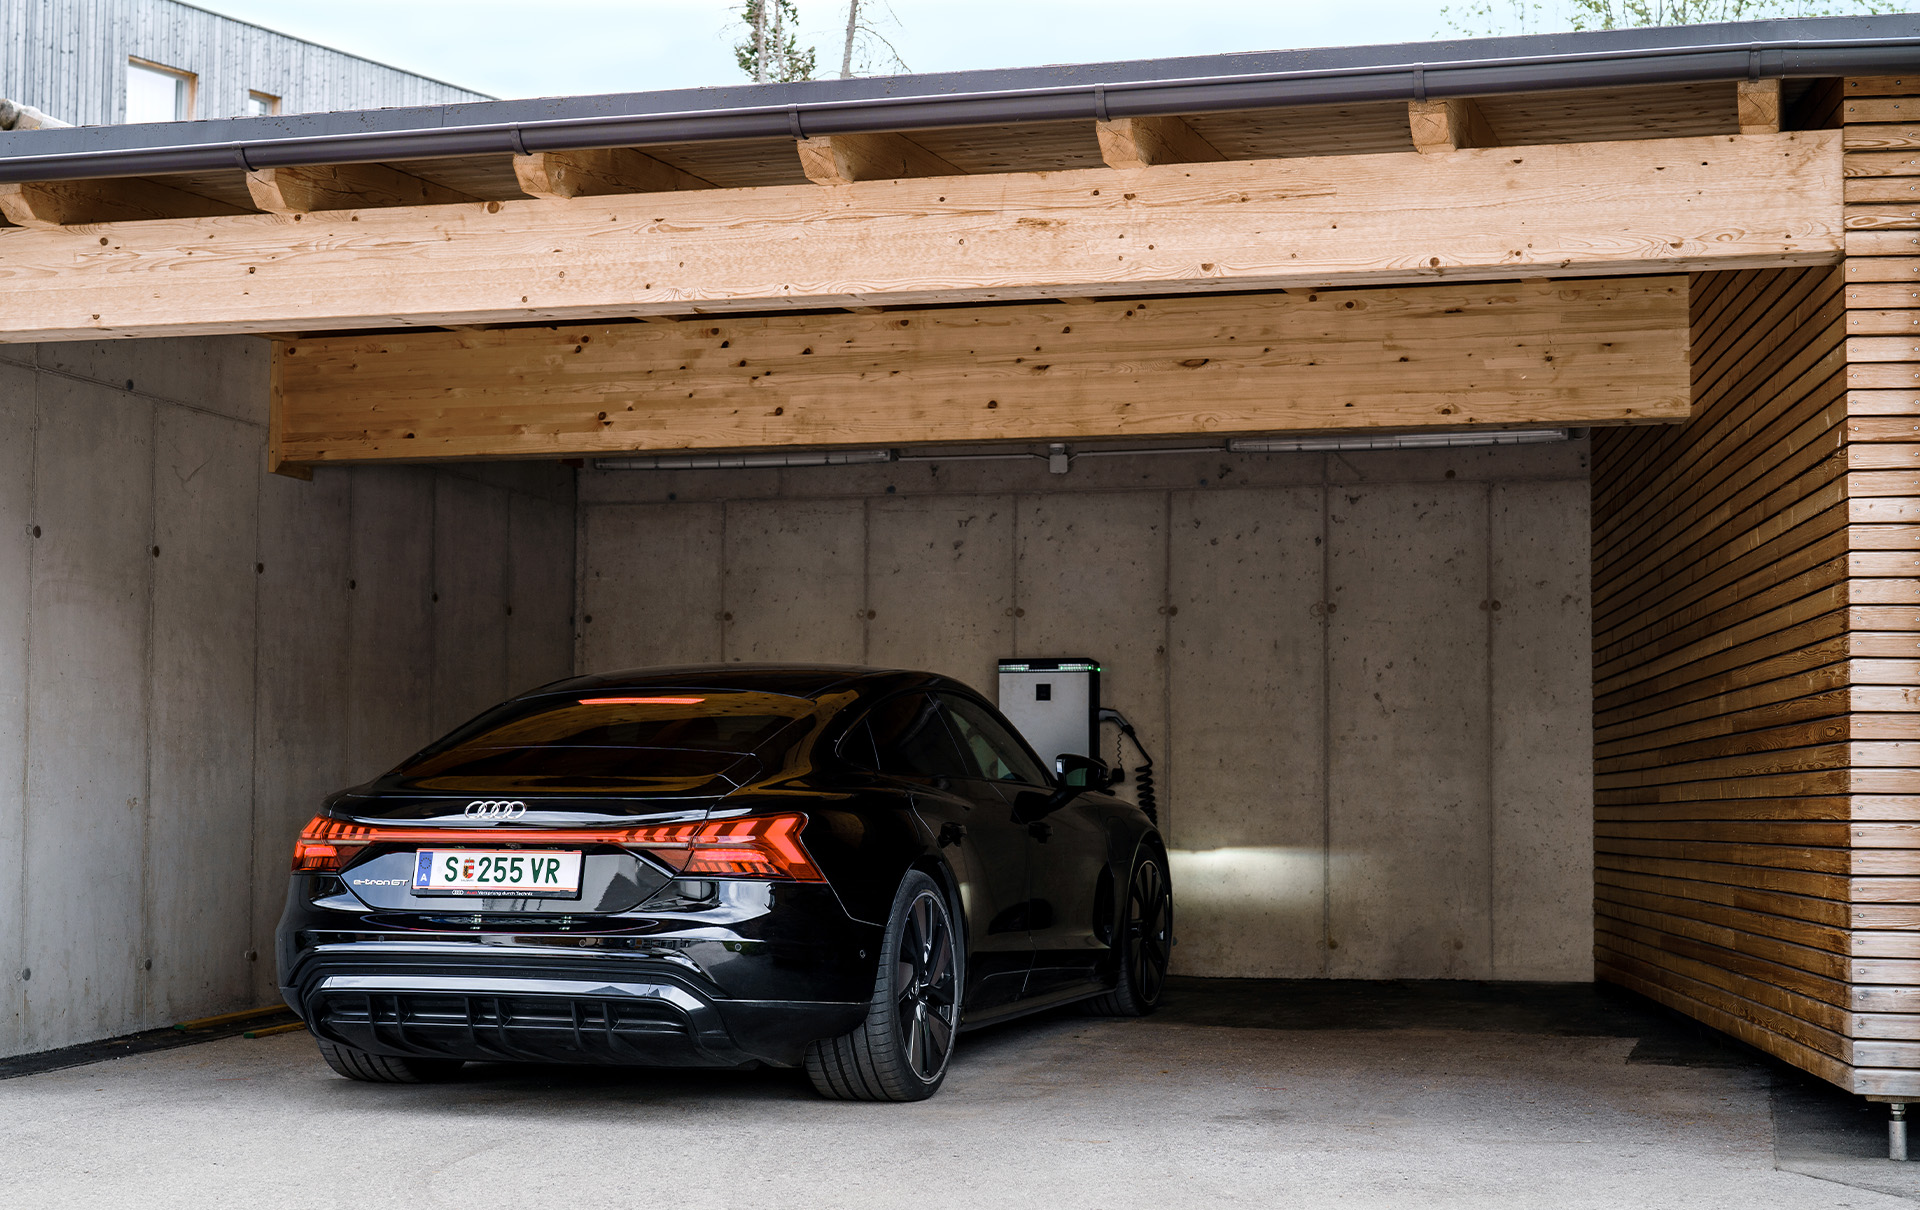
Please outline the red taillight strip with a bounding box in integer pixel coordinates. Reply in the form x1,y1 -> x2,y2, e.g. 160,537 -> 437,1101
300,816 -> 667,847
292,812 -> 824,881
577,696 -> 705,705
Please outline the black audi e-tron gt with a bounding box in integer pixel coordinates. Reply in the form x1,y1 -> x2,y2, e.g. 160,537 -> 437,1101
277,665 -> 1173,1101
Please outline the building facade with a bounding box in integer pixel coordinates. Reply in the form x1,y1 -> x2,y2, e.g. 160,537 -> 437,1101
0,0 -> 486,126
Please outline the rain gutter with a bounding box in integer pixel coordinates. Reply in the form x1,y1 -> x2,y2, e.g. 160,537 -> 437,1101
0,33 -> 1914,183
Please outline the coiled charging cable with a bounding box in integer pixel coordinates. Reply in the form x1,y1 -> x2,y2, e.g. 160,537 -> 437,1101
1097,707 -> 1158,825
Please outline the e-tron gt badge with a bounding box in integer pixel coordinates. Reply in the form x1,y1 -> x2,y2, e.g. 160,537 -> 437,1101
463,799 -> 526,821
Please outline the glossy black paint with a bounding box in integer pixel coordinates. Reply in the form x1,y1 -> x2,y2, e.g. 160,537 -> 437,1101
277,665 -> 1167,1070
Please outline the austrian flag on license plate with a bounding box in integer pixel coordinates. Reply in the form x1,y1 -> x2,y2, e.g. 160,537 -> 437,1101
413,849 -> 583,897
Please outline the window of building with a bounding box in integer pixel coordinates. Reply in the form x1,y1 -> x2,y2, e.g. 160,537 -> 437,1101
245,91 -> 280,117
126,59 -> 194,123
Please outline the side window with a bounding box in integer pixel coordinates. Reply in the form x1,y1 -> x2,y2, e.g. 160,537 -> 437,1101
864,693 -> 971,781
939,694 -> 1051,787
837,717 -> 882,771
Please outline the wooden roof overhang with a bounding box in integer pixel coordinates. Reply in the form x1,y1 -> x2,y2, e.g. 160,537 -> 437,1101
0,21 -> 1909,471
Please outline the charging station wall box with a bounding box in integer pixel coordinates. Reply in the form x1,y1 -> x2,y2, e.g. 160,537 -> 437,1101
997,658 -> 1100,768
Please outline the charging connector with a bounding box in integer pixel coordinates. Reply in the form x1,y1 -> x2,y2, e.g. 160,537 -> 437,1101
1097,707 -> 1158,825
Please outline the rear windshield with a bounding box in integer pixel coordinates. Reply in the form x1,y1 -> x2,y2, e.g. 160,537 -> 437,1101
393,690 -> 814,792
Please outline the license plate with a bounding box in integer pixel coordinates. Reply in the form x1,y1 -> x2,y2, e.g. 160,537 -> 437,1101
412,850 -> 582,897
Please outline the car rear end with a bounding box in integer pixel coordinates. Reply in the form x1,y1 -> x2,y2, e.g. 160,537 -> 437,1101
276,686 -> 880,1070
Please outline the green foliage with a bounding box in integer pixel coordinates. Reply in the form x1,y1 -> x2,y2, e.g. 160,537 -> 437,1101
735,0 -> 818,84
1441,0 -> 1906,37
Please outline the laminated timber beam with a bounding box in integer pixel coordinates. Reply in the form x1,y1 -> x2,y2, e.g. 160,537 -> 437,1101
0,131 -> 1839,342
0,177 -> 247,227
794,132 -> 961,184
268,276 -> 1688,467
1408,98 -> 1498,153
245,163 -> 476,214
1094,116 -> 1224,168
512,148 -> 713,199
1737,79 -> 1783,135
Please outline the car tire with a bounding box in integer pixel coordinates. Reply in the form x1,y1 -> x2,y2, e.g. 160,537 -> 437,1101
1084,852 -> 1172,1017
805,870 -> 961,1102
316,1038 -> 465,1084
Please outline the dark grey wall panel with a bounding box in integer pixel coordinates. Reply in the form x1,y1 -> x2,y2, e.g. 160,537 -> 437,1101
345,468 -> 433,778
429,475 -> 508,736
723,499 -> 866,664
0,340 -> 576,1059
576,442 -> 1593,981
1490,480 -> 1593,980
23,373 -> 152,1048
506,492 -> 574,697
1167,487 -> 1327,977
148,405 -> 257,1020
578,502 -> 723,673
250,465 -> 350,1003
867,495 -> 1014,694
1326,485 -> 1491,979
0,361 -> 33,1047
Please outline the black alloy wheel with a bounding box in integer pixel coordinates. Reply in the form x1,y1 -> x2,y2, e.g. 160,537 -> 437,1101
894,886 -> 959,1081
1085,854 -> 1172,1017
806,870 -> 960,1101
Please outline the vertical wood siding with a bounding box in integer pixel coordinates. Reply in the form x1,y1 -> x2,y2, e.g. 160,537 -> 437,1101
1592,75 -> 1920,1098
0,0 -> 487,127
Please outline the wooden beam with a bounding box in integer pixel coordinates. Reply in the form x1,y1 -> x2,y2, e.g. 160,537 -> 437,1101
245,164 -> 475,214
268,277 -> 1688,467
265,340 -> 312,479
1738,79 -> 1784,135
512,148 -> 712,199
0,177 -> 246,227
795,132 -> 961,184
1408,99 -> 1498,153
1094,116 -> 1223,169
0,132 -> 1839,341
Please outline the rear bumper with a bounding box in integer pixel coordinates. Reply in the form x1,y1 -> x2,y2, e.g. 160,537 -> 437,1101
284,946 -> 868,1068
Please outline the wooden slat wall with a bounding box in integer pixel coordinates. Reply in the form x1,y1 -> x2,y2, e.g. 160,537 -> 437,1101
1591,76 -> 1920,1099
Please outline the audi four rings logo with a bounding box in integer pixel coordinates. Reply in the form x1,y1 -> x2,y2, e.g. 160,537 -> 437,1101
464,800 -> 526,820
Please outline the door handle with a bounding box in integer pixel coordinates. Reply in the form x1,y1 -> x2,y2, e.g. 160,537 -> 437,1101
1028,821 -> 1052,842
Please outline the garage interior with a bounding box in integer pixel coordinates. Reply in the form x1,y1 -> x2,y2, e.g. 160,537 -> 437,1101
2,15 -> 1919,1190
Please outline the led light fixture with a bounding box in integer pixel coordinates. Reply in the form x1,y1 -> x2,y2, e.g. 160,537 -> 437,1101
1227,429 -> 1569,454
595,449 -> 894,470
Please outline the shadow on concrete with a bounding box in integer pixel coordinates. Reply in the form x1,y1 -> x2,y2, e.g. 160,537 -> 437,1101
8,975 -> 1917,1201
1145,975 -> 1920,1203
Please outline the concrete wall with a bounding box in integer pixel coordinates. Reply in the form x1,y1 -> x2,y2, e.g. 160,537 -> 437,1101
0,338 -> 574,1058
576,442 -> 1592,982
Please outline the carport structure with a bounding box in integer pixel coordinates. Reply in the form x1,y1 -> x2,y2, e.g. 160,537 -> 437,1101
2,14 -> 1920,1117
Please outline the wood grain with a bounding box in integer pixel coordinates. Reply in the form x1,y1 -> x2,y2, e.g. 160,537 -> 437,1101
1594,80 -> 1920,1100
0,131 -> 1841,341
1407,99 -> 1497,153
245,163 -> 475,214
0,177 -> 247,227
1094,116 -> 1224,168
1738,79 -> 1782,136
795,132 -> 961,184
512,148 -> 713,199
269,276 -> 1688,465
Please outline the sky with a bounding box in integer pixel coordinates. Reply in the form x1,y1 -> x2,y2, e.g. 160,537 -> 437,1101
184,1 -> 1483,100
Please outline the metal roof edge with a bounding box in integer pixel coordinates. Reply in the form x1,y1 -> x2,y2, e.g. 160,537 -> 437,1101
1,13 -> 1916,184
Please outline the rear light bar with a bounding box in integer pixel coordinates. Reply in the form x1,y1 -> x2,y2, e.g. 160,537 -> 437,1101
290,812 -> 824,882
577,696 -> 705,705
628,815 -> 823,880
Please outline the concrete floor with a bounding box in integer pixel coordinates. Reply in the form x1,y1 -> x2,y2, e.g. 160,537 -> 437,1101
1,979 -> 1913,1209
